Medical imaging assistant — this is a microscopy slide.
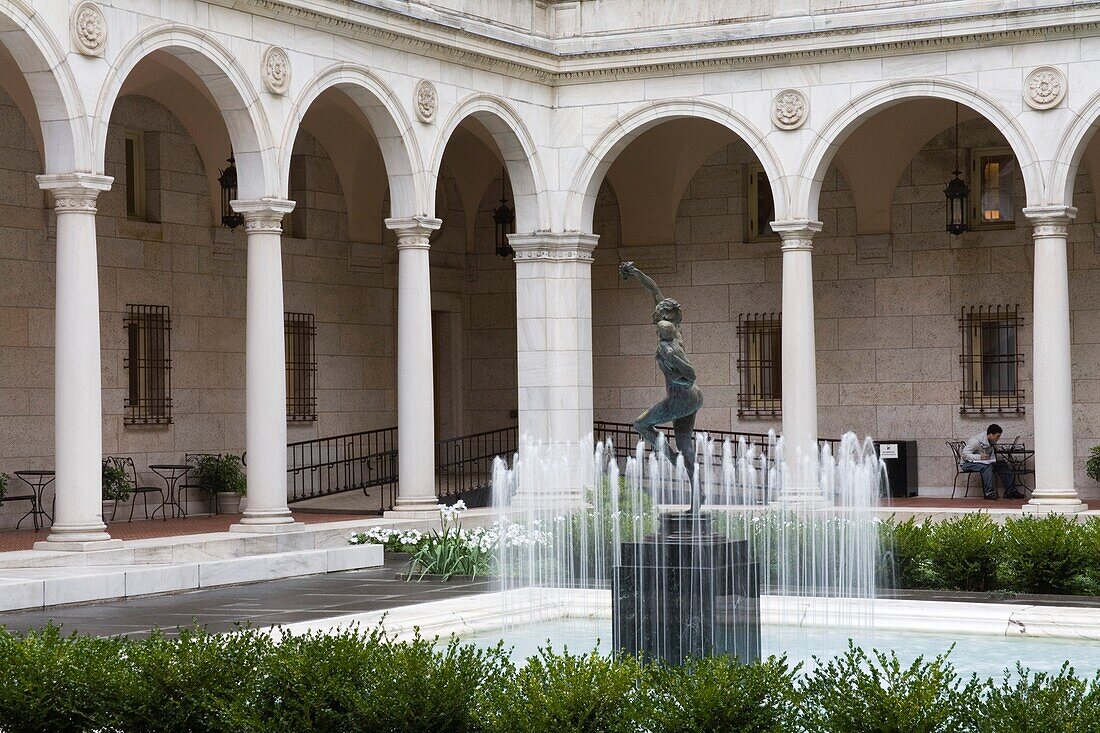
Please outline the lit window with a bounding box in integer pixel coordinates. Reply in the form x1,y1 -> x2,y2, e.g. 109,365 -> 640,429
124,304 -> 171,425
123,130 -> 146,220
970,147 -> 1016,227
747,165 -> 778,241
285,312 -> 317,422
959,305 -> 1023,415
737,313 -> 782,417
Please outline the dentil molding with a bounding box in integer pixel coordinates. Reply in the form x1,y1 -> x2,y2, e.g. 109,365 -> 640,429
71,1 -> 107,57
262,46 -> 292,95
1024,66 -> 1066,110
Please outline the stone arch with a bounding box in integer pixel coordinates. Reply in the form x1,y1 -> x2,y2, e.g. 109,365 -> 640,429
1050,88 -> 1100,208
92,23 -> 275,200
565,99 -> 786,234
0,0 -> 90,173
796,79 -> 1043,221
280,63 -> 423,220
429,94 -> 550,233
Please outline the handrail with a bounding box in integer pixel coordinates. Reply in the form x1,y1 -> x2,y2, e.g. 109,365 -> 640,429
285,421 -> 837,509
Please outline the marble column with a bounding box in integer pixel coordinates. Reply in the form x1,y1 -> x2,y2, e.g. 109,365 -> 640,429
772,219 -> 824,503
509,232 -> 598,506
1022,206 -> 1087,513
231,199 -> 304,533
34,173 -> 120,551
386,217 -> 443,518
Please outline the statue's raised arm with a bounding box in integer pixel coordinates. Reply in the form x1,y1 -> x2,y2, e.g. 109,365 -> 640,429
619,261 -> 666,307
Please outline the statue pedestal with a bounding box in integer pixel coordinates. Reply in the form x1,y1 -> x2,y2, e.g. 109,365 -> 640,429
612,511 -> 760,664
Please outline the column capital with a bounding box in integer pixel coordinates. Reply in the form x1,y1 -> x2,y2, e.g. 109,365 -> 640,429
1024,205 -> 1077,238
771,219 -> 823,251
509,231 -> 599,262
232,198 -> 295,232
386,216 -> 442,249
37,173 -> 113,213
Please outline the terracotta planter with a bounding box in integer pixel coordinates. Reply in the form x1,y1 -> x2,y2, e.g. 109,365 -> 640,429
101,499 -> 117,523
217,491 -> 242,515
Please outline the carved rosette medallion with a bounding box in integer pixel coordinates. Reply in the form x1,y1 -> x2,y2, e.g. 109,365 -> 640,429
772,89 -> 808,130
262,47 -> 291,96
71,1 -> 106,57
1024,66 -> 1066,110
414,79 -> 438,124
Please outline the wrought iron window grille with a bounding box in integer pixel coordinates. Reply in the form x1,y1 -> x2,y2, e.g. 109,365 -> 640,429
124,304 -> 172,425
737,312 -> 782,418
959,304 -> 1024,415
285,312 -> 318,422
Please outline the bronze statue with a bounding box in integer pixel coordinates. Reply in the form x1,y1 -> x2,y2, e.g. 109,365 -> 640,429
619,261 -> 704,511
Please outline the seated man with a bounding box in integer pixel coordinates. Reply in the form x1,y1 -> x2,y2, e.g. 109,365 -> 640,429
960,423 -> 1023,501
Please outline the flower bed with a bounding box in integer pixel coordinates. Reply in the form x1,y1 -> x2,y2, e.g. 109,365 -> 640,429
1,625 -> 1098,732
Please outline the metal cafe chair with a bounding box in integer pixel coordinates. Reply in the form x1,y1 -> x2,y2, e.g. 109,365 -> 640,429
105,456 -> 165,522
947,440 -> 980,499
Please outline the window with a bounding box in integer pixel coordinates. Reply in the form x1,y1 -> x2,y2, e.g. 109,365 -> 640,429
123,130 -> 146,220
747,165 -> 778,241
285,312 -> 317,422
737,313 -> 782,418
959,305 -> 1024,415
970,147 -> 1016,228
124,304 -> 171,425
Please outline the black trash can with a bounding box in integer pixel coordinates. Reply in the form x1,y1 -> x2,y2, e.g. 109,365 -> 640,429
874,440 -> 918,498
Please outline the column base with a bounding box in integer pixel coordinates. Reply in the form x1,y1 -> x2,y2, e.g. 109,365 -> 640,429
1022,499 -> 1089,515
229,521 -> 305,534
385,499 -> 444,520
34,537 -> 123,552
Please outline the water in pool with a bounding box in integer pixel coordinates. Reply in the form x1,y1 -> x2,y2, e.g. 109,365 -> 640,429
460,618 -> 1100,679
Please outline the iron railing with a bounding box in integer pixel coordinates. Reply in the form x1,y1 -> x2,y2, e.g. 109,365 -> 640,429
436,426 -> 518,501
286,422 -> 837,510
286,427 -> 398,505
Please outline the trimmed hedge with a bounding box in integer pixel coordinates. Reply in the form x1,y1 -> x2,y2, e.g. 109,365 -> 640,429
0,625 -> 1098,732
880,514 -> 1100,595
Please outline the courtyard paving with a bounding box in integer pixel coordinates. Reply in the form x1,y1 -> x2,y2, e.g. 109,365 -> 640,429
0,556 -> 491,638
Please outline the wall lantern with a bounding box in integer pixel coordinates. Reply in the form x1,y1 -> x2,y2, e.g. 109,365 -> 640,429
218,156 -> 244,229
944,103 -> 970,237
493,168 -> 515,258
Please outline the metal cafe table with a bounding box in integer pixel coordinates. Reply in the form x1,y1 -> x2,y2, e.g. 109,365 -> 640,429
13,469 -> 54,531
149,464 -> 193,519
999,446 -> 1036,496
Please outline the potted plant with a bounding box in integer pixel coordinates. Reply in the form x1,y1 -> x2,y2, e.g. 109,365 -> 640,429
102,463 -> 131,522
194,454 -> 247,514
1088,446 -> 1100,484
0,473 -> 8,506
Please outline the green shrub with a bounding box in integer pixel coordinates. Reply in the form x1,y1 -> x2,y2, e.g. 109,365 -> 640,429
480,648 -> 645,733
645,654 -> 796,733
879,516 -> 932,589
112,627 -> 271,732
0,625 -> 126,733
999,515 -> 1091,595
237,628 -> 508,733
926,514 -> 1001,592
973,664 -> 1100,733
797,644 -> 981,733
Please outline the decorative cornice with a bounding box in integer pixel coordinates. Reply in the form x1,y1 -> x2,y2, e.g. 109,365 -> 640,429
232,0 -> 1100,85
510,232 -> 598,262
37,173 -> 113,213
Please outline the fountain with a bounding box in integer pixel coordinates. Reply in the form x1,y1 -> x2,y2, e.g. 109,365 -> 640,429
490,264 -> 884,664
